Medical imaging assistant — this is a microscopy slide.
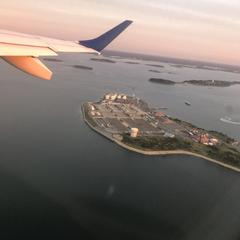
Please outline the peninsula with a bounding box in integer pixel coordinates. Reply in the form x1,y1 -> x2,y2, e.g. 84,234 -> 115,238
82,93 -> 240,172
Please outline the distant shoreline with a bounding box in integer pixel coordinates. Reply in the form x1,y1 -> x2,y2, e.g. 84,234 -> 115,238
103,50 -> 240,74
81,103 -> 240,173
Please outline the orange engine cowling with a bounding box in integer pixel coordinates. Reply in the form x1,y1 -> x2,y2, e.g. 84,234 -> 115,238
2,56 -> 52,80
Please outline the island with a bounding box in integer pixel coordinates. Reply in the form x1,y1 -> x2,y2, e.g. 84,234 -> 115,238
149,70 -> 162,73
125,61 -> 140,65
183,80 -> 240,87
149,78 -> 176,85
146,64 -> 164,68
90,58 -> 116,64
82,93 -> 240,172
70,65 -> 93,70
43,58 -> 63,62
149,78 -> 240,87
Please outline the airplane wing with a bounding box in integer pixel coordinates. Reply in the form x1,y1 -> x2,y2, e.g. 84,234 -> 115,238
0,20 -> 133,80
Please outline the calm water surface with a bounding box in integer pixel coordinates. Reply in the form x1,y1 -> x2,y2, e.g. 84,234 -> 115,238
0,53 -> 239,239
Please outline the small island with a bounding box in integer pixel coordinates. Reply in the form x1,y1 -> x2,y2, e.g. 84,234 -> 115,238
149,78 -> 176,85
146,64 -> 164,68
70,65 -> 93,70
149,78 -> 240,87
90,58 -> 116,64
125,61 -> 140,65
149,70 -> 162,73
82,93 -> 240,172
43,58 -> 63,62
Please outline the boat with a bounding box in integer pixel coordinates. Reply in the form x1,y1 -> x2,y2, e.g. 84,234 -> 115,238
185,101 -> 191,106
220,116 -> 240,125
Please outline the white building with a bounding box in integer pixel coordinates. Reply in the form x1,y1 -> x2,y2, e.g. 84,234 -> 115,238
105,94 -> 110,100
110,94 -> 118,101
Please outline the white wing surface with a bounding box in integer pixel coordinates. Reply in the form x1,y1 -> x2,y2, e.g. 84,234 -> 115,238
0,20 -> 133,80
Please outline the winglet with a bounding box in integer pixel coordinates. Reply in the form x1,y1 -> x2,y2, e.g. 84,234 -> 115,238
79,20 -> 133,52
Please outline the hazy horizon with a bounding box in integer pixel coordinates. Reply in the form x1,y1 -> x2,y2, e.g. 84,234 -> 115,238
104,50 -> 240,67
1,0 -> 240,65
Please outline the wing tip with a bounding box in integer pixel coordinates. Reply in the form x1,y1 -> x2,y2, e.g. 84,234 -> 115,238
124,20 -> 134,24
79,19 -> 134,52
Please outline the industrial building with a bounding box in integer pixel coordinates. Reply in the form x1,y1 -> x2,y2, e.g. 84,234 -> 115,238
84,93 -> 220,146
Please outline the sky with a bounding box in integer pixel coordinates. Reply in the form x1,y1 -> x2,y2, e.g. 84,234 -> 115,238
0,0 -> 240,64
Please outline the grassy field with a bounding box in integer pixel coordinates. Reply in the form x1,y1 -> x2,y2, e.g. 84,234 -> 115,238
122,134 -> 240,167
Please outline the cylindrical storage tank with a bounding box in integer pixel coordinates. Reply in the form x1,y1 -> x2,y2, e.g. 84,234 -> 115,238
111,94 -> 117,101
130,128 -> 139,138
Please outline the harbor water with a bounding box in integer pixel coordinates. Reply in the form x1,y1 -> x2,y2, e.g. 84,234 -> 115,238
0,52 -> 239,239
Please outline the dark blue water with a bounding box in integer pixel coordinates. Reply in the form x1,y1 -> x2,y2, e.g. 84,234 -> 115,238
0,52 -> 239,240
